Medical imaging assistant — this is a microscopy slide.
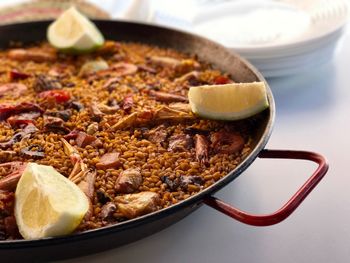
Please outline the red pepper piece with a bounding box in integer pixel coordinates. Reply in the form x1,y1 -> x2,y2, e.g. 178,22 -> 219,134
39,90 -> 70,103
213,75 -> 232,85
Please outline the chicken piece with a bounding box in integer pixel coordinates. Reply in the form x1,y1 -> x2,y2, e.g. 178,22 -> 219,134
115,191 -> 160,219
96,152 -> 122,170
168,134 -> 192,152
115,168 -> 142,193
144,125 -> 168,145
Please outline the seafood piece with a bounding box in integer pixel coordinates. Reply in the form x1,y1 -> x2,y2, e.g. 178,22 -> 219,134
90,102 -> 104,122
115,168 -> 142,193
86,122 -> 99,135
75,132 -> 101,148
67,101 -> 84,111
111,105 -> 195,130
45,109 -> 72,121
96,152 -> 122,170
0,123 -> 38,149
210,129 -> 244,154
61,138 -> 96,220
137,64 -> 156,74
168,134 -> 192,152
96,40 -> 121,55
122,95 -> 134,113
34,74 -> 62,92
174,71 -> 199,83
102,77 -> 120,90
20,145 -> 45,159
7,48 -> 56,62
79,60 -> 109,77
144,125 -> 168,145
7,112 -> 41,128
149,90 -> 188,103
148,56 -> 200,74
99,202 -> 117,220
8,70 -> 31,81
194,134 -> 209,165
0,83 -> 27,98
179,175 -> 204,188
115,191 -> 160,219
43,116 -> 70,134
0,162 -> 27,191
89,62 -> 138,81
0,102 -> 43,121
96,103 -> 120,115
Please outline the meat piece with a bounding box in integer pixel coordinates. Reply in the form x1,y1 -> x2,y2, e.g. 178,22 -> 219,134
210,130 -> 245,154
86,122 -> 99,135
194,134 -> 209,165
148,56 -> 180,68
179,175 -> 204,189
161,176 -> 179,191
43,116 -> 70,134
149,90 -> 188,103
75,132 -> 98,148
115,168 -> 142,193
137,64 -> 156,74
67,101 -> 84,111
7,112 -> 41,128
99,202 -> 117,220
168,134 -> 192,152
90,102 -> 104,122
7,48 -> 56,62
0,83 -> 27,98
34,74 -> 62,92
96,152 -> 122,170
8,70 -> 30,81
77,169 -> 96,200
63,130 -> 80,141
45,109 -> 72,121
122,95 -> 134,113
0,102 -> 43,121
0,123 -> 37,149
115,191 -> 160,219
102,77 -> 120,90
144,125 -> 168,145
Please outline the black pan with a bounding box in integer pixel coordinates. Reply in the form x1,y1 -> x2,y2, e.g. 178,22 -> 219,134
0,20 -> 328,262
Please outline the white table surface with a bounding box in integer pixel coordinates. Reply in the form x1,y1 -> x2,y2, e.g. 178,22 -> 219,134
57,24 -> 350,263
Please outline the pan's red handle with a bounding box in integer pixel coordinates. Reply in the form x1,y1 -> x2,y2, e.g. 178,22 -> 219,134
203,149 -> 329,226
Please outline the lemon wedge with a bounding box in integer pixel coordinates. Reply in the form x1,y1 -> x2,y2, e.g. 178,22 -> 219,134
188,82 -> 269,120
15,163 -> 89,240
47,6 -> 104,53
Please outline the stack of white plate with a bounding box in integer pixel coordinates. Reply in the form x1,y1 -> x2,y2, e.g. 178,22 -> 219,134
150,0 -> 349,78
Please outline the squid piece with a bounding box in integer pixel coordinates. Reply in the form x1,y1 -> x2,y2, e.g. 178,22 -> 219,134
194,134 -> 209,165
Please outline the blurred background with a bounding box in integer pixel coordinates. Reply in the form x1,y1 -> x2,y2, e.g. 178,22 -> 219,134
0,0 -> 348,78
